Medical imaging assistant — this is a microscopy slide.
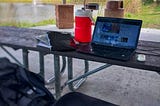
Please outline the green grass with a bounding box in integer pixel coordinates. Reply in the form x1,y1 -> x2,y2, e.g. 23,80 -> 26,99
125,4 -> 160,29
0,19 -> 56,28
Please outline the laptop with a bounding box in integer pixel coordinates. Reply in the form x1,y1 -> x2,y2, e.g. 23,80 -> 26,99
77,17 -> 142,61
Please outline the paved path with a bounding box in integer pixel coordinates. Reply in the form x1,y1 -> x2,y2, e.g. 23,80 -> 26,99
1,25 -> 160,106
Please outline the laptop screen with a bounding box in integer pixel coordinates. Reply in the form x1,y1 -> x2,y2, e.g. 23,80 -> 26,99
92,17 -> 142,49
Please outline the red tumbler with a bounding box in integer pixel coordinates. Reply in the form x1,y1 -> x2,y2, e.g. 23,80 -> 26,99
75,9 -> 93,43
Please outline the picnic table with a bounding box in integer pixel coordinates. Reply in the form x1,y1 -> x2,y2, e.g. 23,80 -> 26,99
0,26 -> 160,99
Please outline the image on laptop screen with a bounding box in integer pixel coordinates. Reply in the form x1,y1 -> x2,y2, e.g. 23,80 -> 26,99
92,17 -> 142,49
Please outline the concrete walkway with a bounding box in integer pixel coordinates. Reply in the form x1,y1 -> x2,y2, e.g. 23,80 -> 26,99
1,25 -> 160,106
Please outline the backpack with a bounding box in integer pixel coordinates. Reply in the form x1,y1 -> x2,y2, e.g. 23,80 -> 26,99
0,57 -> 56,106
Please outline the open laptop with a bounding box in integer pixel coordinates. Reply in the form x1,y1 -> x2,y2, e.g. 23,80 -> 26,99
77,17 -> 142,61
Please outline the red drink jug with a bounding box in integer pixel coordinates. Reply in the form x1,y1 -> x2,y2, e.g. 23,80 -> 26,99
75,9 -> 93,43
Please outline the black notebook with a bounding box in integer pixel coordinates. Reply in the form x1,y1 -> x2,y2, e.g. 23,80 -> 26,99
36,31 -> 76,51
47,31 -> 76,51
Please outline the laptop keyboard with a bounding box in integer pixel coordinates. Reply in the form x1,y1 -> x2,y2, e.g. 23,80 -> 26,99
92,45 -> 133,58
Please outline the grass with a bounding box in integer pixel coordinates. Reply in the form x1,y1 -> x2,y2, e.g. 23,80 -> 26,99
125,4 -> 160,29
0,19 -> 56,28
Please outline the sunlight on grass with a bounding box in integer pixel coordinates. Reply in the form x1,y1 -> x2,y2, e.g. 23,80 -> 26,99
125,4 -> 160,29
0,19 -> 56,28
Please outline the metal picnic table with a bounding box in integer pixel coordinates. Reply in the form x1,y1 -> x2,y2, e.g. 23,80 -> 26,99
0,26 -> 160,99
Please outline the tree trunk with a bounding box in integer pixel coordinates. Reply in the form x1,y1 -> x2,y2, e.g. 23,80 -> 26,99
62,0 -> 66,4
156,0 -> 160,4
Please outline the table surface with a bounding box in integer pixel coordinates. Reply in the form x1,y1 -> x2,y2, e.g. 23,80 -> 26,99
0,26 -> 160,72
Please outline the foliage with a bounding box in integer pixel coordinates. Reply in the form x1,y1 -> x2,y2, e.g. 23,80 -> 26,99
124,0 -> 142,13
125,4 -> 160,29
142,0 -> 154,4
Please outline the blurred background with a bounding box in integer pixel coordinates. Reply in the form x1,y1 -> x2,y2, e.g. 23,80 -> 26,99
0,0 -> 159,29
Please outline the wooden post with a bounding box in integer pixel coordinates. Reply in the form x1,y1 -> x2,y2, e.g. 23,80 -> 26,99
55,4 -> 74,29
104,0 -> 124,18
